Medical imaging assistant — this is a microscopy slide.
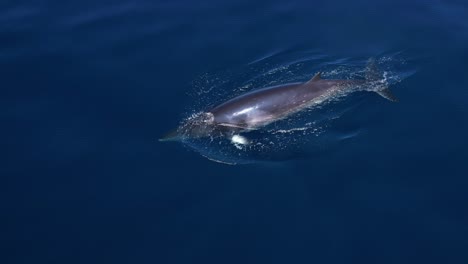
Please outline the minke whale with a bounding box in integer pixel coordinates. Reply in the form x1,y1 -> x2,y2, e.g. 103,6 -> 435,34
160,59 -> 397,145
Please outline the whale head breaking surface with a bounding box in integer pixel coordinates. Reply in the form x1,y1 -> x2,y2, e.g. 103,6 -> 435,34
159,112 -> 219,141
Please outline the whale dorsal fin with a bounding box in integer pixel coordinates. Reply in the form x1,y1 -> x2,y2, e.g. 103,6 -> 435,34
306,72 -> 322,83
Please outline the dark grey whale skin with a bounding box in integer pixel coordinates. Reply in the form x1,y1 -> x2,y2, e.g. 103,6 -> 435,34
211,77 -> 363,130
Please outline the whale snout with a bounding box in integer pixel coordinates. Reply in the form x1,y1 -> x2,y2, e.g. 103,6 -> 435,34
160,112 -> 217,142
159,128 -> 182,142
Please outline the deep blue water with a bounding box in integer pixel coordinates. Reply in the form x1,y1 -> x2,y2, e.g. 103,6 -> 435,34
2,0 -> 468,263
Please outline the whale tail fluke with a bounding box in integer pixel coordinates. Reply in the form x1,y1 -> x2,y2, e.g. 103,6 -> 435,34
365,58 -> 398,102
376,88 -> 398,102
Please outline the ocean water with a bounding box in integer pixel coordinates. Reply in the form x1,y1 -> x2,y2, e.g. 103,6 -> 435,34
2,0 -> 468,263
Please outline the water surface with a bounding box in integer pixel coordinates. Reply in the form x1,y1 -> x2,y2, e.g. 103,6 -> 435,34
2,0 -> 468,263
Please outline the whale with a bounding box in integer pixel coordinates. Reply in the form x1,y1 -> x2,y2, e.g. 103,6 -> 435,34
160,59 -> 397,144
